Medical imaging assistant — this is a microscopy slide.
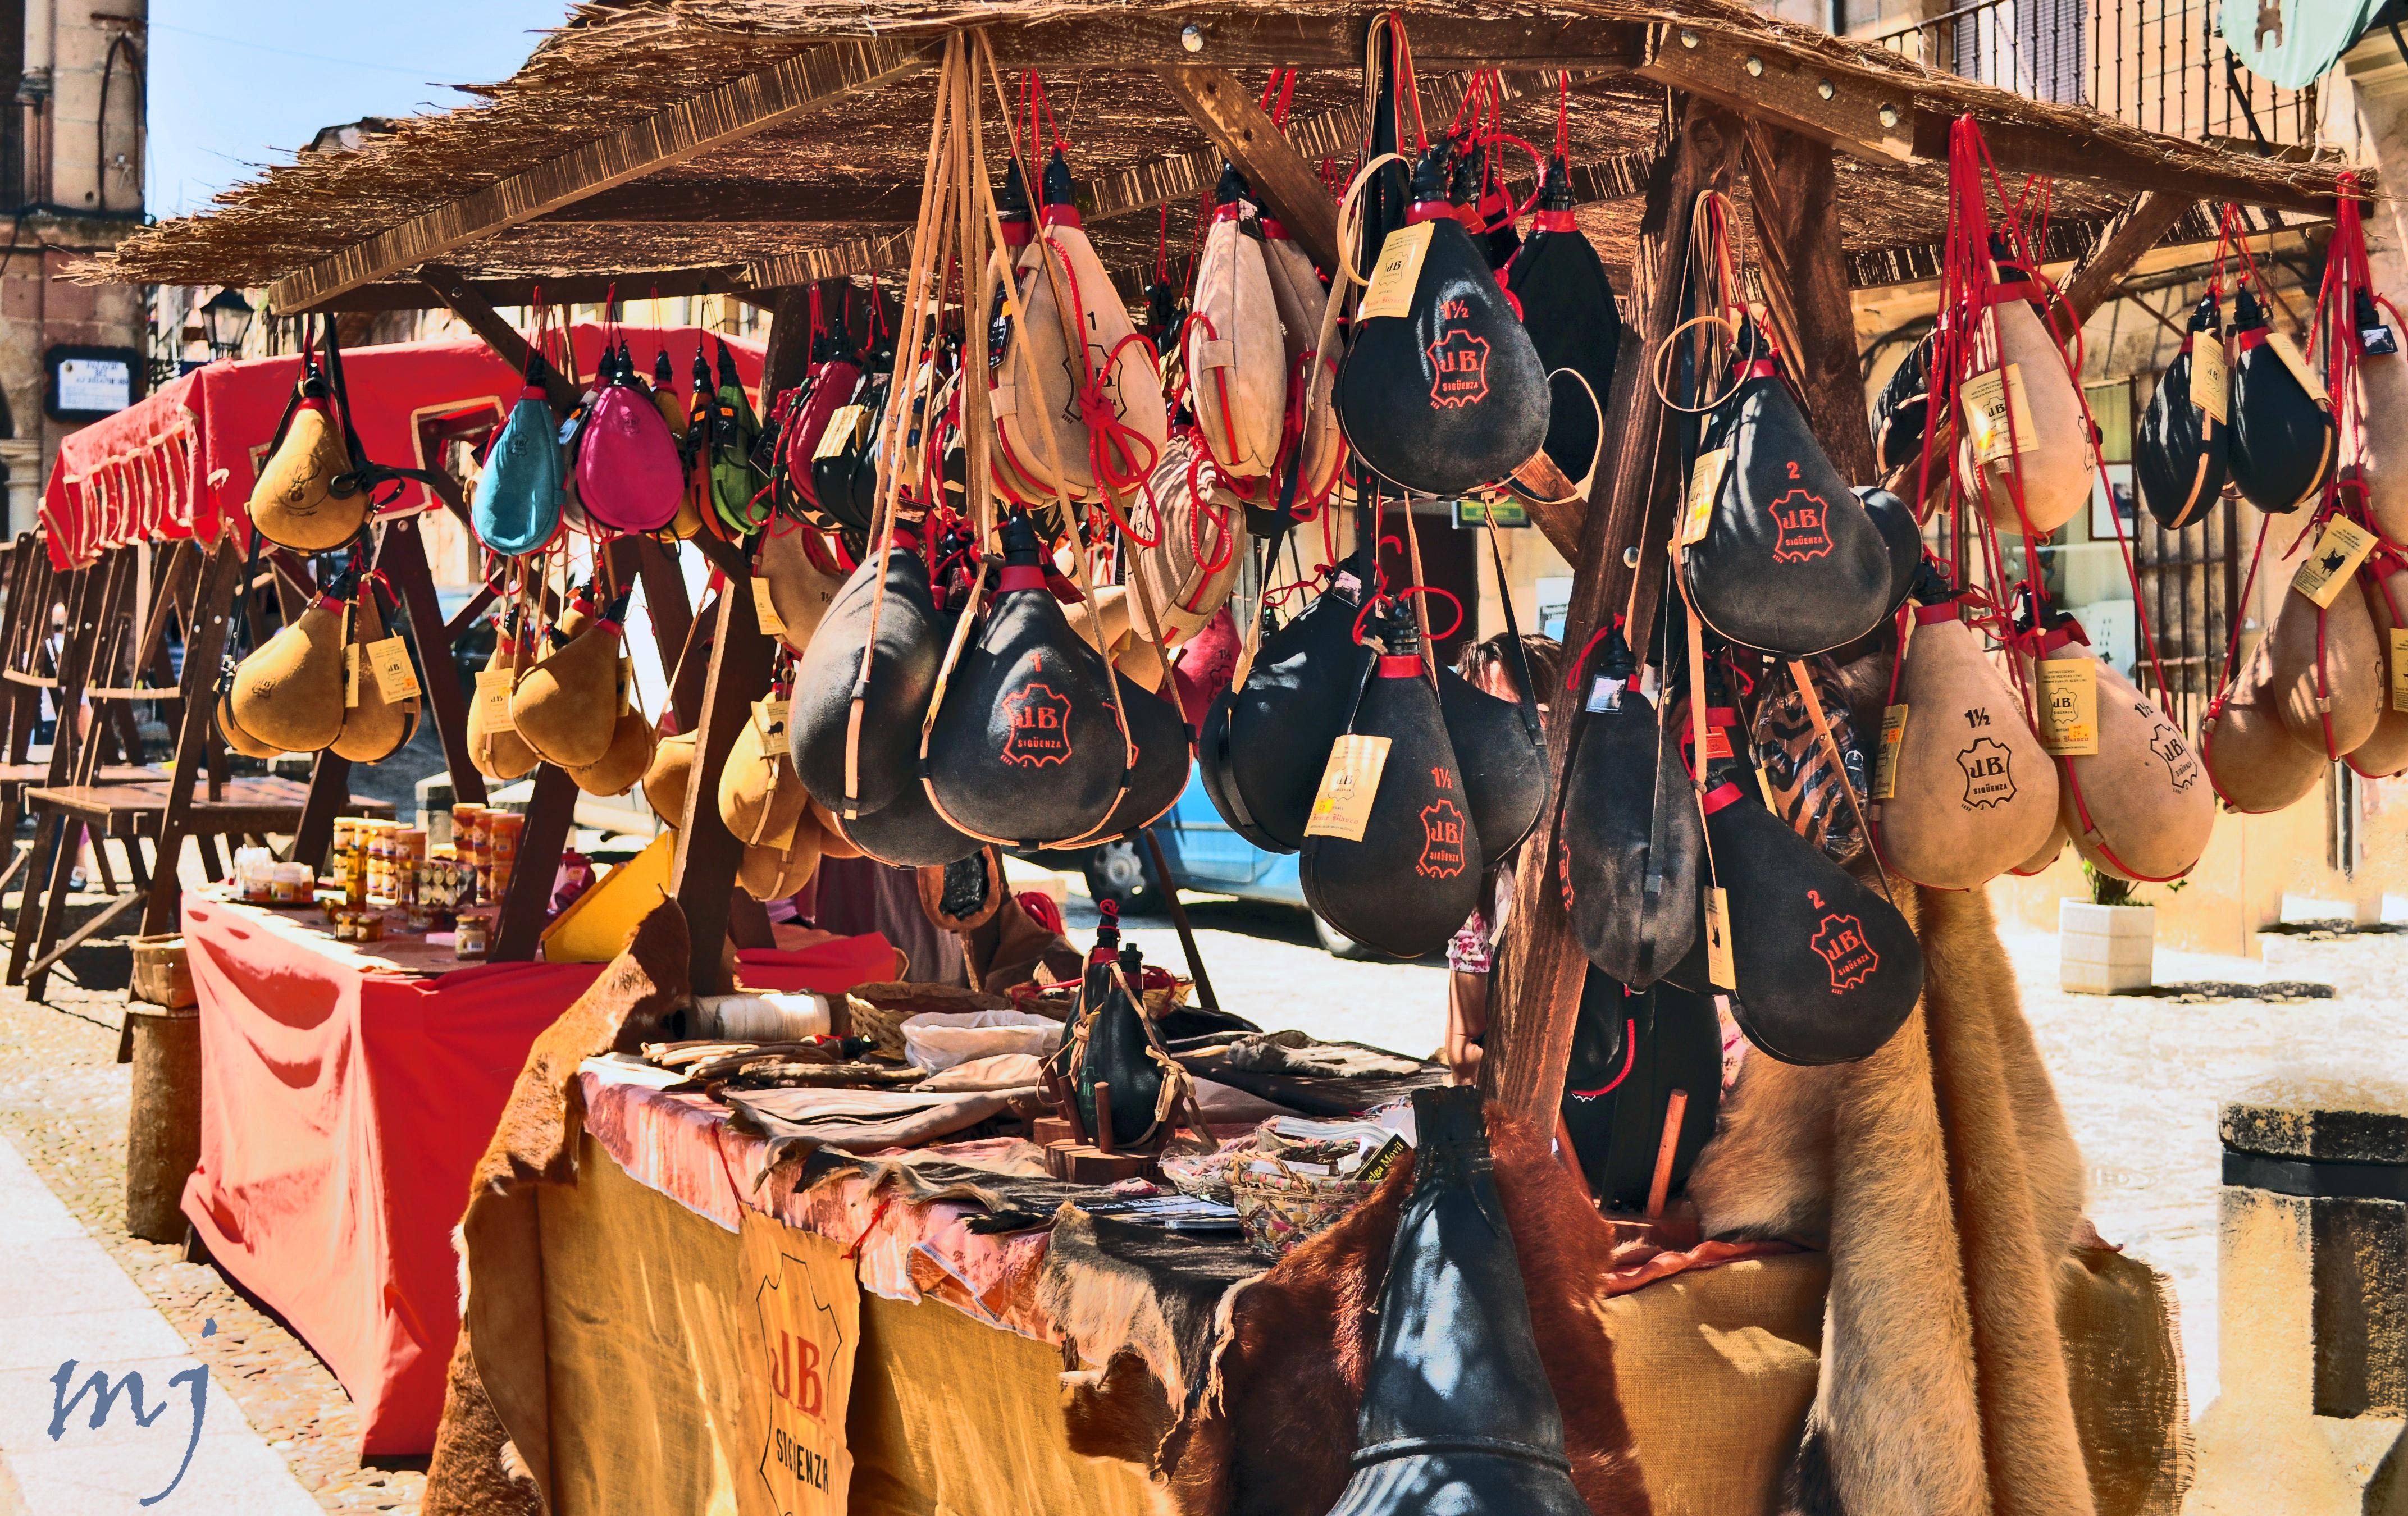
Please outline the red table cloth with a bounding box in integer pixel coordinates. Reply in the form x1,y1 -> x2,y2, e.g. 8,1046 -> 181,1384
179,896 -> 608,1453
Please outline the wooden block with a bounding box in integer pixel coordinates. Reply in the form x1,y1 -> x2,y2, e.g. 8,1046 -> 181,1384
1054,1145 -> 1155,1186
1031,1116 -> 1075,1147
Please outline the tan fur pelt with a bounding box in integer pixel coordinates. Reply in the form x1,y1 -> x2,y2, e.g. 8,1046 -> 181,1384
1689,885 -> 2095,1516
1158,1106 -> 1649,1516
423,903 -> 690,1516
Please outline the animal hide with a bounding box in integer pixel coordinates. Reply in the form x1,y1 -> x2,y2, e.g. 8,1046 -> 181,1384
1157,1105 -> 1650,1516
423,903 -> 691,1516
1688,884 -> 2099,1516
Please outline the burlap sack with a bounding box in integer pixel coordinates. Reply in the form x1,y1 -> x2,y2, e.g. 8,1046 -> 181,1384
2265,573 -> 2382,759
1956,286 -> 2095,535
2202,634 -> 2327,813
2348,560 -> 2408,777
330,591 -> 419,764
1186,197 -> 1287,478
1871,608 -> 2059,889
230,594 -> 348,754
2046,639 -> 2213,882
510,619 -> 623,770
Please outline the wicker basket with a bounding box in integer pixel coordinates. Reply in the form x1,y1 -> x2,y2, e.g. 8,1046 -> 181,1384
130,935 -> 198,1011
843,982 -> 1011,1058
1228,1159 -> 1382,1258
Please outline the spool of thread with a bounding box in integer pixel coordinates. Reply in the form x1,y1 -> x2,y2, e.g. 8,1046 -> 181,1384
696,992 -> 834,1043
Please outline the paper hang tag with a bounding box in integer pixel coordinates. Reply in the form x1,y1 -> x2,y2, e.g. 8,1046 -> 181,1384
2393,629 -> 2408,713
2189,338 -> 2229,424
1703,886 -> 1736,990
2291,517 -> 2379,609
343,645 -> 363,709
1960,364 -> 2040,464
1873,703 -> 1909,800
2266,329 -> 2325,401
751,576 -> 789,639
367,637 -> 420,702
2364,325 -> 2401,358
2036,659 -> 2100,756
1304,733 -> 1393,842
815,406 -> 869,462
476,669 -> 516,730
1586,675 -> 1627,714
1357,222 -> 1437,323
752,697 -> 792,745
1682,448 -> 1730,547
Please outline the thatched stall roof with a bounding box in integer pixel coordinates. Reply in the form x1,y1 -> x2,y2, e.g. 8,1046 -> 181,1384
86,0 -> 2364,312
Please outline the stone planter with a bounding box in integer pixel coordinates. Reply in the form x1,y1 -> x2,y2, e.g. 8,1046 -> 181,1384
2059,900 -> 2154,994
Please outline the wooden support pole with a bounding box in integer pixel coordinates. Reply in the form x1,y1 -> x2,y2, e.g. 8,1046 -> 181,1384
139,538 -> 245,939
1744,125 -> 1878,483
381,514 -> 486,806
490,766 -> 579,962
668,562 -> 776,996
1487,94 -> 1744,1126
1161,66 -> 1343,273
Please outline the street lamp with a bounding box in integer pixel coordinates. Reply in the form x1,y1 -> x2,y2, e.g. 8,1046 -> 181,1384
198,287 -> 254,358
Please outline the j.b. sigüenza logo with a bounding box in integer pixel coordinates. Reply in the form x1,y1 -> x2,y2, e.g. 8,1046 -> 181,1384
1426,301 -> 1490,410
999,679 -> 1074,768
1768,488 -> 1835,564
1807,889 -> 1880,993
1416,788 -> 1470,880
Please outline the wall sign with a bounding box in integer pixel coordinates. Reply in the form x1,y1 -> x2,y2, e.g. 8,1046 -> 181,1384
45,345 -> 142,422
737,1210 -> 859,1516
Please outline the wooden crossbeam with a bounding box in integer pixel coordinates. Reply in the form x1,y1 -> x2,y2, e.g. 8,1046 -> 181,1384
268,36 -> 942,312
986,12 -> 1648,72
419,263 -> 582,415
1162,66 -> 1344,270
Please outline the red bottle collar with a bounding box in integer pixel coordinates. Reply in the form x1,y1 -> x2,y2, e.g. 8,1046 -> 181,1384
1912,601 -> 1961,627
1406,198 -> 1456,225
1378,654 -> 1426,678
998,564 -> 1048,592
2235,326 -> 2270,351
1038,204 -> 1082,229
1701,780 -> 1746,815
1531,209 -> 1579,234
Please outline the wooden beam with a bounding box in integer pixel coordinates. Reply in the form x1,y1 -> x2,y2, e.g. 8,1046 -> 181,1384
2060,191 -> 2197,326
537,179 -> 920,226
268,36 -> 942,312
419,263 -> 580,415
1162,66 -> 1343,271
1488,93 -> 1745,1127
986,12 -> 1648,72
668,574 -> 775,997
1745,125 -> 1877,482
308,267 -> 751,315
381,513 -> 486,807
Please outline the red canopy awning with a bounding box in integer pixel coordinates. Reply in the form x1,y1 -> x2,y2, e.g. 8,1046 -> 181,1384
40,323 -> 766,569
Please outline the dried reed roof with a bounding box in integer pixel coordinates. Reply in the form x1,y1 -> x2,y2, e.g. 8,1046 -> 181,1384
89,0 -> 2363,308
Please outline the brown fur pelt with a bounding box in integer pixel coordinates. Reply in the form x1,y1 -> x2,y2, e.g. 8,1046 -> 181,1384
1157,1104 -> 1652,1516
1687,884 -> 2095,1516
422,902 -> 690,1516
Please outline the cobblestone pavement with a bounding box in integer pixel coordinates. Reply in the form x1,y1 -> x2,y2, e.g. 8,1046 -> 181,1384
0,950 -> 425,1514
1,887 -> 2397,1506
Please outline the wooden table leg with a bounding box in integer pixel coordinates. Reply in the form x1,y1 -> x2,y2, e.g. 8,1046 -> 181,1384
4,813 -> 65,983
22,817 -> 87,999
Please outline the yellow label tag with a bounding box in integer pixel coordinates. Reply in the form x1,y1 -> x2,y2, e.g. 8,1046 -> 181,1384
752,697 -> 791,745
367,637 -> 420,702
2266,328 -> 2324,400
1960,364 -> 2039,464
2188,336 -> 2229,423
343,644 -> 362,709
2291,517 -> 2379,609
1681,447 -> 1729,547
1873,703 -> 1908,800
814,405 -> 869,462
1357,222 -> 1436,323
476,669 -> 516,730
752,576 -> 790,640
2036,658 -> 2100,756
1703,885 -> 1736,990
2392,628 -> 2408,713
1303,733 -> 1393,842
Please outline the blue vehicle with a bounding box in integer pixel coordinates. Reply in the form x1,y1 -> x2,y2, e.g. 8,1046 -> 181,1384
1077,773 -> 1378,958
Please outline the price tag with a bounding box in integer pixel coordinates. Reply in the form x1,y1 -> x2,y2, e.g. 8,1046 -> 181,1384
1703,885 -> 1736,990
2266,329 -> 2324,400
1357,222 -> 1436,323
2363,325 -> 2401,358
368,637 -> 420,701
751,576 -> 788,640
2036,659 -> 2099,756
752,697 -> 791,745
814,405 -> 869,462
1681,447 -> 1729,547
2393,629 -> 2408,713
2291,517 -> 2378,609
1586,675 -> 1626,714
343,645 -> 362,708
1959,364 -> 2038,464
1872,703 -> 1909,800
2188,337 -> 2228,423
477,669 -> 516,730
1304,733 -> 1393,842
